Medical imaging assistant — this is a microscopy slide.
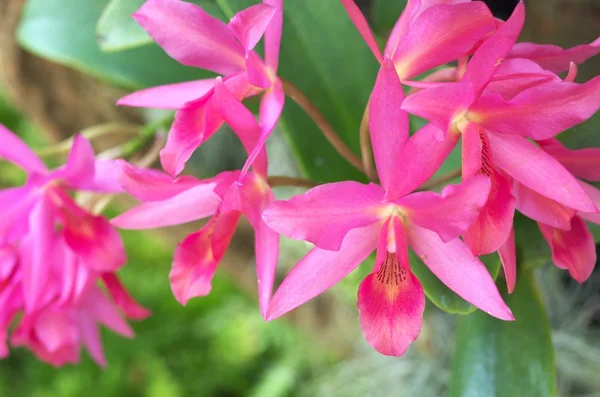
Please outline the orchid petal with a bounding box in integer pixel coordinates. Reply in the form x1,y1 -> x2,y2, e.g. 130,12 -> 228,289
262,181 -> 386,251
133,0 -> 245,75
538,138 -> 600,182
266,223 -> 381,321
117,79 -> 215,109
263,0 -> 282,72
578,181 -> 600,224
407,224 -> 514,320
498,227 -> 517,293
85,287 -> 133,337
246,51 -> 272,89
341,0 -> 383,63
59,135 -> 96,189
485,58 -> 559,100
102,274 -> 151,320
78,312 -> 107,367
539,216 -> 596,283
488,133 -> 596,212
0,124 -> 46,174
228,4 -> 275,53
514,182 -> 576,230
255,218 -> 279,319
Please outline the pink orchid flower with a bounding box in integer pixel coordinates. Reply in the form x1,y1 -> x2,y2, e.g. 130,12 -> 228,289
400,3 -> 600,292
261,62 -> 513,357
512,138 -> 600,283
118,0 -> 284,177
112,81 -> 278,317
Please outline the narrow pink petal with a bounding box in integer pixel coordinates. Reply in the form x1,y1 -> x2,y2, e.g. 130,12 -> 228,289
384,0 -> 419,58
111,182 -> 220,229
87,160 -> 124,193
407,224 -> 514,320
397,175 -> 491,242
340,0 -> 383,63
369,60 -> 408,191
579,181 -> 600,224
461,122 -> 483,178
263,0 -> 282,72
386,124 -> 460,200
498,227 -> 517,293
564,62 -> 578,83
357,249 -> 425,356
228,4 -> 275,53
246,51 -> 272,88
392,2 -> 496,79
485,58 -> 559,100
102,274 -> 151,320
254,218 -> 279,319
84,287 -> 133,338
133,0 -> 245,75
514,182 -> 576,230
0,124 -> 47,174
461,2 -> 525,96
116,160 -> 204,201
488,133 -> 596,212
0,187 -> 36,241
507,37 -> 600,74
170,211 -> 240,305
470,76 -> 600,140
539,216 -> 596,283
538,138 -> 600,182
266,223 -> 381,321
78,312 -> 107,367
117,79 -> 216,109
262,181 -> 386,251
58,135 -> 96,189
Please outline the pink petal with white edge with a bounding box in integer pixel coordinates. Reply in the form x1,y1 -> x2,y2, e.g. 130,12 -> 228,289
539,216 -> 596,283
102,274 -> 151,320
341,0 -> 383,62
369,59 -> 408,191
263,0 -> 282,72
0,124 -> 47,174
117,79 -> 216,109
507,37 -> 600,74
470,76 -> 600,140
393,2 -> 496,79
111,182 -> 220,230
407,224 -> 514,320
498,227 -> 517,293
358,221 -> 424,356
397,175 -> 491,242
538,138 -> 600,182
133,0 -> 245,75
170,211 -> 241,305
262,181 -> 386,251
513,182 -> 576,230
386,124 -> 460,200
228,4 -> 275,53
266,223 -> 381,321
488,133 -> 597,213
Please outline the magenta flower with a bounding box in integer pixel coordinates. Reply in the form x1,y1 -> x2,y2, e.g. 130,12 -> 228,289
261,61 -> 512,356
118,0 -> 284,176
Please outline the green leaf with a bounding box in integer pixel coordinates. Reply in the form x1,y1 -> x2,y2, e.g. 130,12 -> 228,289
370,0 -> 407,34
411,251 -> 501,315
17,0 -> 217,89
450,270 -> 556,397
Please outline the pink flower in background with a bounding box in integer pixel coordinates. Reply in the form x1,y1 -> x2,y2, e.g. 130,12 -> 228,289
118,0 -> 284,177
261,61 -> 512,356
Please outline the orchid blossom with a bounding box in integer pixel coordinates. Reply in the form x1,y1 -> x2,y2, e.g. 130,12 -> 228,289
117,0 -> 284,177
261,61 -> 513,356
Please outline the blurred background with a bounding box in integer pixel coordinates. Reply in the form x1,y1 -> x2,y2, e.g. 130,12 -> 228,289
0,0 -> 599,396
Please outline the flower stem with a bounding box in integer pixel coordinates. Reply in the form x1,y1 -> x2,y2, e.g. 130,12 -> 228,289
267,175 -> 318,189
418,168 -> 462,191
280,78 -> 366,174
359,104 -> 379,182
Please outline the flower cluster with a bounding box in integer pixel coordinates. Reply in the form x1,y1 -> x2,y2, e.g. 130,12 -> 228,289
2,0 -> 600,364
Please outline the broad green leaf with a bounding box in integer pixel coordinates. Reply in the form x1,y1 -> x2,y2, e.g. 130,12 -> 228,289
371,0 -> 407,34
450,270 -> 556,397
411,251 -> 501,315
17,0 -> 217,89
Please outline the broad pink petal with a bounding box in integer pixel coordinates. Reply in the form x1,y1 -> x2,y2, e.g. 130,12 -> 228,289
461,2 -> 525,96
392,2 -> 496,79
369,60 -> 408,191
116,160 -> 203,201
0,124 -> 47,174
102,274 -> 151,320
485,58 -> 559,100
0,186 -> 36,241
470,76 -> 600,140
507,37 -> 600,74
386,124 -> 460,200
262,181 -> 386,251
407,224 -> 514,320
133,0 -> 245,75
539,216 -> 596,283
461,122 -> 483,178
341,0 -> 383,62
384,0 -> 418,59
498,227 -> 517,293
263,0 -> 282,72
117,79 -> 216,109
111,182 -> 220,229
579,181 -> 600,224
266,223 -> 381,321
170,211 -> 240,305
246,51 -> 272,88
84,287 -> 133,338
398,175 -> 491,242
514,182 -> 576,230
88,160 -> 124,193
538,138 -> 600,182
228,4 -> 275,53
488,133 -> 596,212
